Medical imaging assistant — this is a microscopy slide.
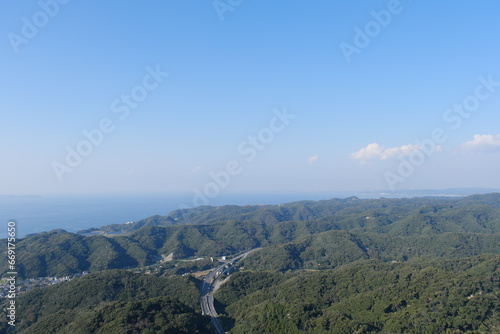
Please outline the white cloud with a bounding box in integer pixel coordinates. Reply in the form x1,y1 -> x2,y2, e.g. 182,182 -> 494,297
460,134 -> 500,152
380,144 -> 420,160
308,155 -> 320,164
351,143 -> 421,164
350,143 -> 384,163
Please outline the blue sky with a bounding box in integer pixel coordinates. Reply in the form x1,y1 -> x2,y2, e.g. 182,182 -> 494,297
1,0 -> 500,196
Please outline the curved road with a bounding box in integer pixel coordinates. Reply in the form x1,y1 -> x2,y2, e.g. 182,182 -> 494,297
200,249 -> 260,334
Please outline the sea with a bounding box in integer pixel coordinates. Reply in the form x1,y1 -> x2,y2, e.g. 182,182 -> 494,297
1,188 -> 495,239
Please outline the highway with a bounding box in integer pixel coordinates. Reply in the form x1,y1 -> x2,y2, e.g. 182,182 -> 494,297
200,249 -> 260,334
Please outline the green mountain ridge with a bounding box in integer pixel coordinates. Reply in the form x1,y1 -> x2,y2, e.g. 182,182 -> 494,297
2,194 -> 500,279
79,192 -> 500,235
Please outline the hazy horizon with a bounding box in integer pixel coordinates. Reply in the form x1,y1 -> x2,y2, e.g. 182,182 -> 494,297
3,187 -> 500,201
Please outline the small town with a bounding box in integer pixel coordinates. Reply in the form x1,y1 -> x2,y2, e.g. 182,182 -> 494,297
0,272 -> 88,298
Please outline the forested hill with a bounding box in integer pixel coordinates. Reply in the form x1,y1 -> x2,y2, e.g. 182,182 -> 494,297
217,255 -> 500,333
0,270 -> 210,333
80,192 -> 500,234
1,193 -> 500,279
